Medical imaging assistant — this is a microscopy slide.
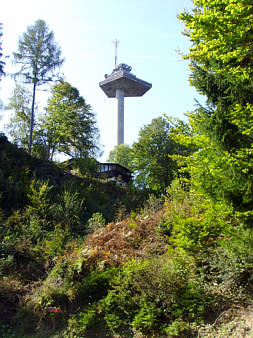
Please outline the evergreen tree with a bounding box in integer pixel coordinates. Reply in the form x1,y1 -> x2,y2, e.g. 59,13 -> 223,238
177,0 -> 253,211
13,19 -> 64,153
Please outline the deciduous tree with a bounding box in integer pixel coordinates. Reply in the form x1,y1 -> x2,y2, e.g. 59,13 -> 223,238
40,81 -> 100,160
131,116 -> 190,193
5,85 -> 34,148
107,144 -> 133,170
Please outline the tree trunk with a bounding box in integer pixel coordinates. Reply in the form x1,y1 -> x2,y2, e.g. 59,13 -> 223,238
28,82 -> 36,154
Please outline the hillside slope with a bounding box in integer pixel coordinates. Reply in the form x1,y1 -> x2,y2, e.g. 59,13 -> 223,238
0,135 -> 143,221
0,136 -> 252,337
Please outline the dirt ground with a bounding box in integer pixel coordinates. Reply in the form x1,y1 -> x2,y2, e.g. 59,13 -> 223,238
197,304 -> 253,338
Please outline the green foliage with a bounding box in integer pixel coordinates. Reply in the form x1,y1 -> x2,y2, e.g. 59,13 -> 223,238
13,19 -> 63,85
177,0 -> 253,213
41,81 -> 100,160
69,157 -> 98,178
28,259 -> 77,310
131,301 -> 159,333
198,227 -> 253,301
2,4 -> 253,335
179,0 -> 253,110
128,210 -> 138,229
5,84 -> 33,150
23,179 -> 86,240
86,212 -> 106,234
107,143 -> 133,170
27,180 -> 52,216
50,186 -> 85,234
100,256 -> 206,336
75,304 -> 98,333
28,262 -> 117,335
163,319 -> 192,337
131,116 -> 191,193
13,19 -> 64,153
164,179 -> 233,252
40,225 -> 70,258
0,324 -> 15,338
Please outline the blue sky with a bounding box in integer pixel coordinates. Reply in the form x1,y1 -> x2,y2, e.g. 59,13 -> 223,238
1,0 -> 203,161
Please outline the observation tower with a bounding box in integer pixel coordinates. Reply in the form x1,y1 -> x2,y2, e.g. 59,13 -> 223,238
99,63 -> 152,145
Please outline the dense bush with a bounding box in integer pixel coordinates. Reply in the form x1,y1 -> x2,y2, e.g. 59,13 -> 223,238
99,256 -> 206,336
197,227 -> 253,302
162,179 -> 234,252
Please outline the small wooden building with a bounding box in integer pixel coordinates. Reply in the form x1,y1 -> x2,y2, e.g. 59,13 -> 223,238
96,162 -> 132,185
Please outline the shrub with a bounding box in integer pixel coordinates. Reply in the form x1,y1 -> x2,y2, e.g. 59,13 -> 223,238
141,193 -> 164,215
26,179 -> 53,218
197,226 -> 253,303
131,301 -> 159,333
100,256 -> 206,336
40,225 -> 70,259
164,180 -> 234,252
86,212 -> 105,234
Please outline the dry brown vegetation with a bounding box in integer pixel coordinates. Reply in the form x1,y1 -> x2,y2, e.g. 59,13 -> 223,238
69,209 -> 169,269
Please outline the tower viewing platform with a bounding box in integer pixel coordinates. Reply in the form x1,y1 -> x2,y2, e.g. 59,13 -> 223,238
99,63 -> 152,98
99,63 -> 152,145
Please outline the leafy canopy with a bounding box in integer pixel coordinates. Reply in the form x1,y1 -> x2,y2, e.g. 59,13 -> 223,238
131,116 -> 190,194
41,81 -> 100,160
107,144 -> 133,170
5,85 -> 34,149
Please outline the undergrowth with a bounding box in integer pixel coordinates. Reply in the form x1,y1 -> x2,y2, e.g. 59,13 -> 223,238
0,146 -> 252,337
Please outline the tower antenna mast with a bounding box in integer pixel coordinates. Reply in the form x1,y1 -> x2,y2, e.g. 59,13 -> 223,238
113,39 -> 119,68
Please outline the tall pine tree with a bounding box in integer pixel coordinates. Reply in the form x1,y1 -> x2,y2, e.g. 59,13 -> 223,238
13,19 -> 64,153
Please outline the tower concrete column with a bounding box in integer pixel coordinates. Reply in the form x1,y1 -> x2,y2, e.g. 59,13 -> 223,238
116,88 -> 124,145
